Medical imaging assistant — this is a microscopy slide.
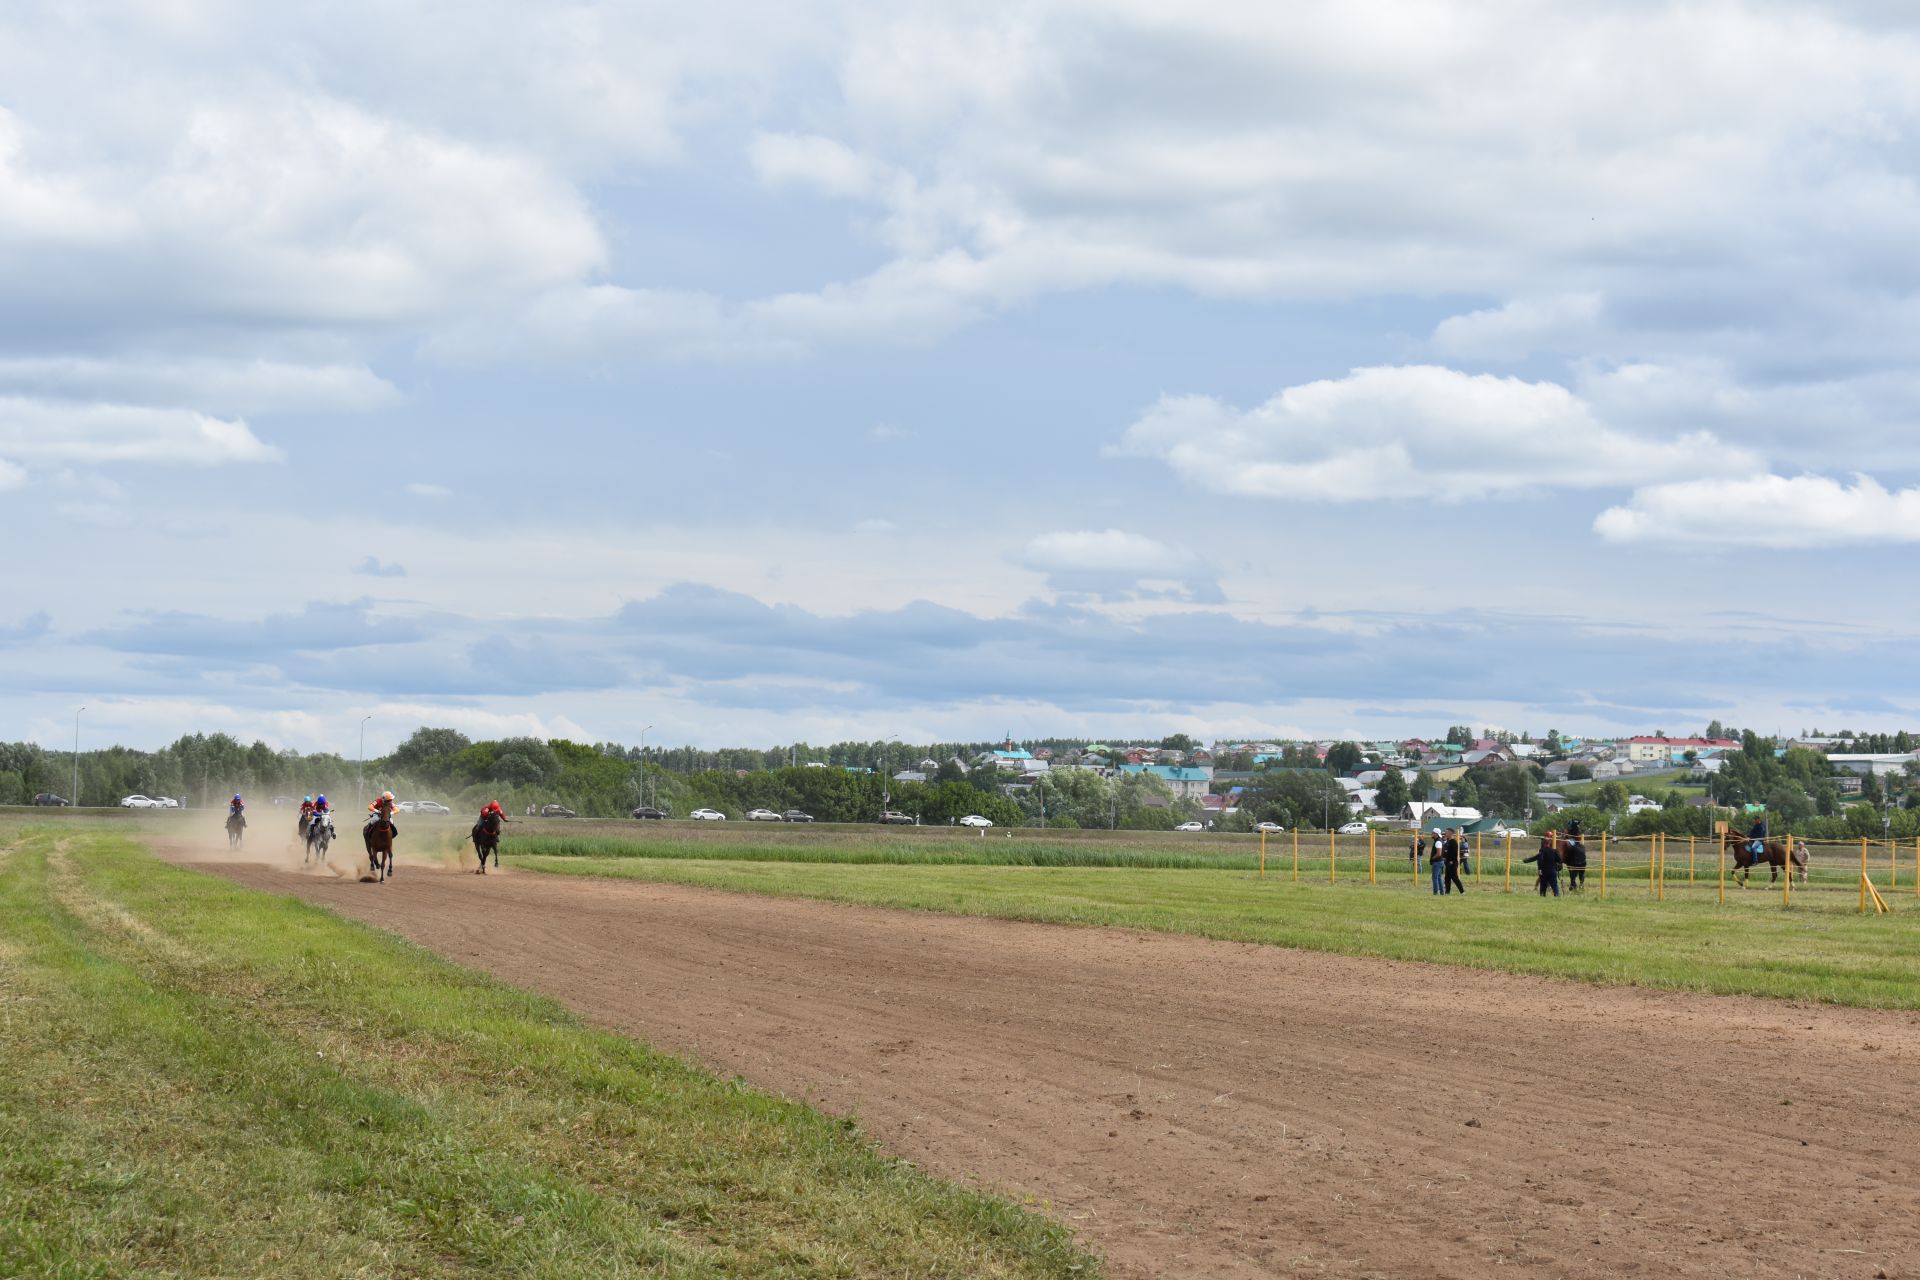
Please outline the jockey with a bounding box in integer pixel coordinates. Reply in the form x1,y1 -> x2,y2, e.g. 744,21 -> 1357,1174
1748,815 -> 1768,855
228,793 -> 245,817
313,793 -> 330,815
366,790 -> 399,833
480,799 -> 508,824
298,795 -> 315,834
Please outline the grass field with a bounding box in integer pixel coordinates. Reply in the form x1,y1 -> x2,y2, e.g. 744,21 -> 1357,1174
514,848 -> 1920,1010
0,823 -> 1095,1279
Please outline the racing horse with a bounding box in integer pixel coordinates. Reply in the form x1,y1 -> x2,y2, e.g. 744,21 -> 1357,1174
225,810 -> 246,849
1722,831 -> 1808,886
468,810 -> 504,874
363,812 -> 396,883
304,811 -> 335,865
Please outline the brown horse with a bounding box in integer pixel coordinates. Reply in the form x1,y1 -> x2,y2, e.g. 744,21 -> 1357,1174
1721,831 -> 1808,886
1537,832 -> 1590,891
364,814 -> 396,882
468,811 -> 504,874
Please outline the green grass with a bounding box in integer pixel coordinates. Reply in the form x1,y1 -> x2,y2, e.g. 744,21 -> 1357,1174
517,855 -> 1920,1010
0,824 -> 1096,1279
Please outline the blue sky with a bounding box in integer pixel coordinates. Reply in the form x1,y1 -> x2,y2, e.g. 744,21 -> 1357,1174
4,1 -> 1919,755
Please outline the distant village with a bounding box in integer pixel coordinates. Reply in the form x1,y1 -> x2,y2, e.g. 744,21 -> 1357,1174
875,729 -> 1919,833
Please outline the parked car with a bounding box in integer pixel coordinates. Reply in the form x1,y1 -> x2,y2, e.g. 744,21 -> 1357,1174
1336,821 -> 1369,836
746,808 -> 782,821
119,794 -> 165,808
782,809 -> 815,823
958,814 -> 993,828
1175,820 -> 1205,832
878,810 -> 915,825
630,806 -> 668,820
32,792 -> 71,806
1253,821 -> 1285,833
412,800 -> 451,815
689,807 -> 727,821
155,796 -> 180,808
539,804 -> 576,819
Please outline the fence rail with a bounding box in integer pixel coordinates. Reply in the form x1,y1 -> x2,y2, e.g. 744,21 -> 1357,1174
1255,829 -> 1917,914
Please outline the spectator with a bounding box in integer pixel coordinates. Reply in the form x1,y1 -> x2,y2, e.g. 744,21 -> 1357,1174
1524,839 -> 1562,897
1442,828 -> 1468,895
1428,829 -> 1446,895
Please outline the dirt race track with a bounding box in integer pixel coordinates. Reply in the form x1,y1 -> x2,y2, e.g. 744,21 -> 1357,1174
156,841 -> 1920,1279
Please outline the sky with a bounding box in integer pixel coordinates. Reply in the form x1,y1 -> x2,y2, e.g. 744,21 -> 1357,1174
4,0 -> 1920,756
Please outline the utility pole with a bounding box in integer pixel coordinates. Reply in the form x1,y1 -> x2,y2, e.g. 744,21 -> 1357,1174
358,715 -> 372,809
640,725 -> 652,809
73,705 -> 85,806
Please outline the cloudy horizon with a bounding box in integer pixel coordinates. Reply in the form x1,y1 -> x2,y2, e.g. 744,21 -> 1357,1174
4,1 -> 1919,755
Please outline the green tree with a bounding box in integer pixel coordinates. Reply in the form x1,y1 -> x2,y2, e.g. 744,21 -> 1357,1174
1567,763 -> 1593,781
1373,767 -> 1410,815
1589,781 -> 1629,811
388,727 -> 474,783
1323,741 -> 1364,774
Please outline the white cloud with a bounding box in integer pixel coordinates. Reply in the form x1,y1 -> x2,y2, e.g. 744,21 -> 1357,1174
750,132 -> 889,200
0,356 -> 400,415
1431,293 -> 1604,360
405,483 -> 451,500
0,398 -> 280,471
352,556 -> 407,578
0,458 -> 24,491
1022,528 -> 1199,576
1114,365 -> 1757,502
1595,474 -> 1920,548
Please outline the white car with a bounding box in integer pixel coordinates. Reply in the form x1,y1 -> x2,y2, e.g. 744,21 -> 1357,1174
1494,826 -> 1531,840
1175,821 -> 1205,832
689,808 -> 727,821
155,796 -> 180,808
119,794 -> 166,808
958,814 -> 993,828
1336,821 -> 1370,836
746,808 -> 782,821
1254,821 -> 1285,833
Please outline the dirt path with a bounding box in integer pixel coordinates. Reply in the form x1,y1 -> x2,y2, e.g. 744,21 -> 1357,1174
156,843 -> 1920,1278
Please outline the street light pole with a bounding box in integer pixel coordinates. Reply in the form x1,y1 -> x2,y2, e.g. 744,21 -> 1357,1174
882,734 -> 899,822
358,715 -> 372,809
73,705 -> 85,806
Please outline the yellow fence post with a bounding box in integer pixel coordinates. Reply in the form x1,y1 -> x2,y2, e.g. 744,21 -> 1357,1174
1914,836 -> 1919,899
1259,829 -> 1266,879
1328,828 -> 1336,884
1861,837 -> 1869,915
1292,829 -> 1299,883
1890,838 -> 1897,891
1600,832 -> 1608,897
1689,834 -> 1696,886
1649,835 -> 1658,898
1717,838 -> 1725,905
1657,834 -> 1666,901
1782,832 -> 1791,907
1504,840 -> 1512,893
1368,827 -> 1377,885
1474,833 -> 1483,884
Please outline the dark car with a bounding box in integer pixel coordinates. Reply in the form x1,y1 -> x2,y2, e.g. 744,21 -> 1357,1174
878,810 -> 915,825
539,804 -> 577,819
630,806 -> 668,820
31,792 -> 70,806
782,809 -> 815,823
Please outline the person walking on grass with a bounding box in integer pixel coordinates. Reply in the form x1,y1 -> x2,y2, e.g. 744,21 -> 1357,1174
1442,828 -> 1468,895
1429,829 -> 1447,895
1524,839 -> 1562,897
